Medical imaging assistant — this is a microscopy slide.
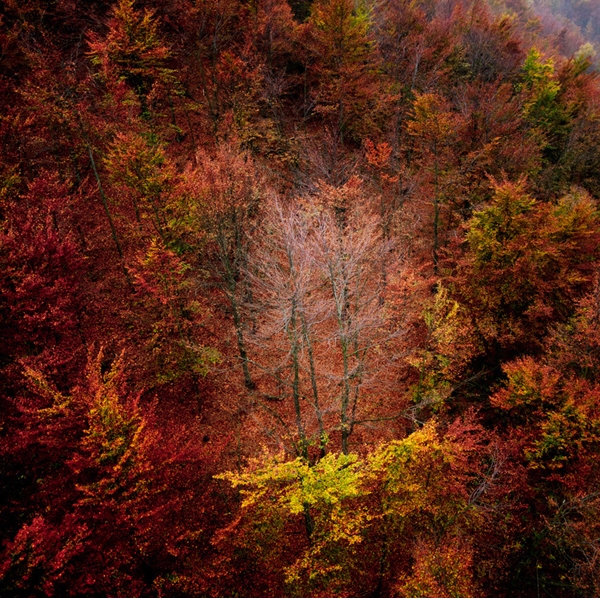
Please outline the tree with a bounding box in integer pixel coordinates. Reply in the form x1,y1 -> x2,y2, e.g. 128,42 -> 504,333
215,413 -> 495,597
246,201 -> 326,459
246,186 -> 401,457
518,48 -> 572,165
129,238 -> 220,387
461,6 -> 523,83
310,195 -> 393,454
217,450 -> 366,596
87,0 -> 175,118
175,144 -> 263,390
303,0 -> 388,143
406,284 -> 481,418
104,130 -> 175,241
543,54 -> 600,197
407,92 -> 461,274
0,350 -> 219,596
0,172 -> 85,379
460,179 -> 600,357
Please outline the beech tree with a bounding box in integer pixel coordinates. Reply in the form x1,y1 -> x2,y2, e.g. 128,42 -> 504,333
310,198 -> 392,454
407,92 -> 460,274
0,173 -> 85,379
4,0 -> 600,595
175,144 -> 263,390
130,238 -> 220,387
215,413 -> 497,597
303,0 -> 388,143
1,350 -> 219,596
246,182 -> 406,458
87,0 -> 175,118
461,179 -> 600,357
518,48 -> 571,164
104,130 -> 174,241
246,202 -> 325,458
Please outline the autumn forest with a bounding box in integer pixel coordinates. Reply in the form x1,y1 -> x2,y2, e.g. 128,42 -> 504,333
1,0 -> 600,596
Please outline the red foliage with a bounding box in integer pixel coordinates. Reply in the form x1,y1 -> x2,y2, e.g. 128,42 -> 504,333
0,172 -> 85,380
2,0 -> 600,595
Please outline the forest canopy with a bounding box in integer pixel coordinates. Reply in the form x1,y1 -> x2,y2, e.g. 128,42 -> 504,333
1,0 -> 600,596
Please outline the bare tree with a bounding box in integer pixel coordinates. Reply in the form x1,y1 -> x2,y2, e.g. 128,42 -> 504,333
247,190 -> 406,457
247,201 -> 327,458
311,205 -> 390,454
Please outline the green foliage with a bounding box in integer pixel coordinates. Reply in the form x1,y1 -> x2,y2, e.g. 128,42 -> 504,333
409,284 -> 478,411
493,357 -> 600,471
520,49 -> 559,99
0,165 -> 21,202
23,366 -> 72,417
308,0 -> 387,141
369,420 -> 468,519
464,180 -> 600,351
215,420 -> 486,595
218,451 -> 368,595
466,178 -> 536,266
105,131 -> 171,198
311,0 -> 372,44
222,451 -> 363,514
103,131 -> 174,238
519,48 -> 571,159
526,401 -> 600,469
133,239 -> 221,385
